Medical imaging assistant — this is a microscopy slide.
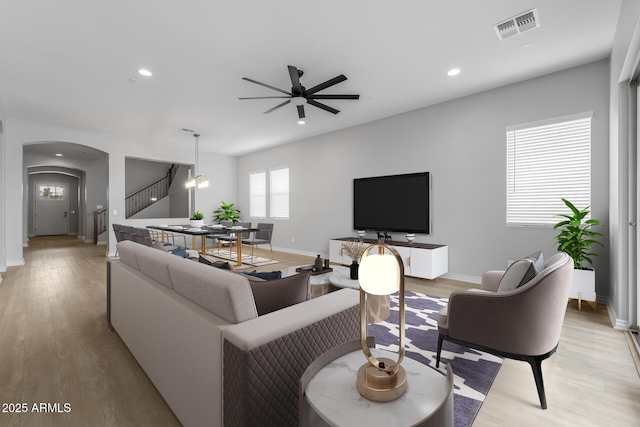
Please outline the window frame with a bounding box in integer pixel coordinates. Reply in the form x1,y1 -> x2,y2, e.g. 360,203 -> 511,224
249,171 -> 266,219
505,112 -> 593,228
248,166 -> 290,220
269,167 -> 289,219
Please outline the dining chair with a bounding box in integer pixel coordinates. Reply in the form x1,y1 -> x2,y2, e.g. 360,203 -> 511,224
247,223 -> 274,262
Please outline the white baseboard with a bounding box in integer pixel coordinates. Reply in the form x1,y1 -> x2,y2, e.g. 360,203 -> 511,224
7,259 -> 25,267
607,300 -> 630,330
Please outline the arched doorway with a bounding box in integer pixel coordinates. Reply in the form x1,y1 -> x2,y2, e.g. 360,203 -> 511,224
23,142 -> 108,244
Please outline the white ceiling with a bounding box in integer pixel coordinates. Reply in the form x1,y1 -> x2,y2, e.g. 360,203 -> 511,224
0,0 -> 622,157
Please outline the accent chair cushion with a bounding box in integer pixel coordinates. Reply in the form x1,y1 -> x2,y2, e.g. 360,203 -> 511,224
249,272 -> 310,316
497,251 -> 545,292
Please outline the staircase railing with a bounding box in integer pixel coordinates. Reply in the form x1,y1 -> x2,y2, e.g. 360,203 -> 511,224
93,208 -> 107,244
125,164 -> 179,218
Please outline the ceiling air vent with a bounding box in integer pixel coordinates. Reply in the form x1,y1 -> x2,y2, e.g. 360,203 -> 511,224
494,8 -> 540,41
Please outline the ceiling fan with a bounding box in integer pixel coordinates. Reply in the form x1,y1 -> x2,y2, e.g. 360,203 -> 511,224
239,65 -> 359,120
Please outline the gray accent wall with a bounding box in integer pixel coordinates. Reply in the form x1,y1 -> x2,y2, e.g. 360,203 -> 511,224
238,60 -> 610,293
125,158 -> 190,219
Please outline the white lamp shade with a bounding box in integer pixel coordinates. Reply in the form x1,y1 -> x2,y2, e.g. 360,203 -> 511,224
359,253 -> 400,295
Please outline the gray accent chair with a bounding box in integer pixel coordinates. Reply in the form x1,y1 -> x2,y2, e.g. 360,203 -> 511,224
247,223 -> 274,262
436,252 -> 573,409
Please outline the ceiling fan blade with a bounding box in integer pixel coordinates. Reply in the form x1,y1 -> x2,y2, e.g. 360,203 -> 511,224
288,65 -> 303,95
297,105 -> 305,119
307,100 -> 340,114
305,75 -> 347,95
307,94 -> 360,100
242,77 -> 292,95
263,100 -> 291,114
238,96 -> 292,100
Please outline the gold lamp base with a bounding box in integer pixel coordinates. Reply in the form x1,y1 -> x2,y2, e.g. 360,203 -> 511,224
357,357 -> 407,402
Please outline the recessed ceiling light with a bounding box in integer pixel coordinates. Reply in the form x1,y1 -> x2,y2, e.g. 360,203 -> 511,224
297,120 -> 306,125
447,68 -> 461,77
55,153 -> 63,157
138,69 -> 153,77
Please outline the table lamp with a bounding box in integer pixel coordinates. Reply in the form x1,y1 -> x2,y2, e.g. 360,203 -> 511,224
356,242 -> 407,402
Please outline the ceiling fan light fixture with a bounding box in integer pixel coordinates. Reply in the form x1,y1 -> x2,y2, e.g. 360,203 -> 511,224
291,96 -> 307,106
297,119 -> 306,125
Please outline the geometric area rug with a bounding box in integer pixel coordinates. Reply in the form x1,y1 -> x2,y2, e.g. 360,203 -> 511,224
367,291 -> 503,427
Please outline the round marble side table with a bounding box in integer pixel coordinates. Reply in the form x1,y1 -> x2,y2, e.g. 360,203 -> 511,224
305,349 -> 447,427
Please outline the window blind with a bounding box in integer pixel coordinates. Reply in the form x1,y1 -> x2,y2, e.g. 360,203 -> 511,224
506,113 -> 592,227
249,172 -> 266,218
270,167 -> 289,219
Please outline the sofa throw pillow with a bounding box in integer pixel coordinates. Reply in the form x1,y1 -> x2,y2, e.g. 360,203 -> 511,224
171,246 -> 189,258
243,270 -> 282,281
152,240 -> 168,252
249,272 -> 310,316
198,254 -> 233,270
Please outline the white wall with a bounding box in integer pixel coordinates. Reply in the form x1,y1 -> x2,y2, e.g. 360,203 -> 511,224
0,115 -> 5,274
2,119 -> 237,261
608,0 -> 640,328
238,60 -> 610,289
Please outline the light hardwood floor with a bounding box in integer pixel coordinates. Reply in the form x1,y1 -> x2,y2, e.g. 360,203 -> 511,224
0,236 -> 639,426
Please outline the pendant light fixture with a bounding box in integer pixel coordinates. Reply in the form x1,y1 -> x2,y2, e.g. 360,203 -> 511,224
183,129 -> 209,189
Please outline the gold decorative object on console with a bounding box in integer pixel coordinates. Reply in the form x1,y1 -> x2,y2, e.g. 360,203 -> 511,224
357,242 -> 406,402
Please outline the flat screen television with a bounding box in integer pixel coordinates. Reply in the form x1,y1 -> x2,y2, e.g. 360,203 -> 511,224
353,172 -> 430,234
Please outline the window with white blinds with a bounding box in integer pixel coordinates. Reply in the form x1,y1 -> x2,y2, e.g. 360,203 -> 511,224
506,112 -> 592,227
270,167 -> 289,219
249,172 -> 266,218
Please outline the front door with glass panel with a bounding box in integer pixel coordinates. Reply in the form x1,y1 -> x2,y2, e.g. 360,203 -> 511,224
34,183 -> 69,236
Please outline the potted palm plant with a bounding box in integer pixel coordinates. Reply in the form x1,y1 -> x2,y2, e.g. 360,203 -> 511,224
553,198 -> 604,309
213,201 -> 241,224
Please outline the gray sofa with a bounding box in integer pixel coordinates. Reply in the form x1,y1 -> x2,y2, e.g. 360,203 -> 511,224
108,240 -> 360,427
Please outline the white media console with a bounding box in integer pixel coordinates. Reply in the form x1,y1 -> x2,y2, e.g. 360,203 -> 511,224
329,238 -> 448,280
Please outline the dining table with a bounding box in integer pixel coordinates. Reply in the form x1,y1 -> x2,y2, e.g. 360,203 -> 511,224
147,224 -> 258,267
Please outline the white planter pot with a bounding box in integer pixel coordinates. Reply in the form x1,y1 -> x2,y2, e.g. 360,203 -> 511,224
190,219 -> 204,228
569,268 -> 596,310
